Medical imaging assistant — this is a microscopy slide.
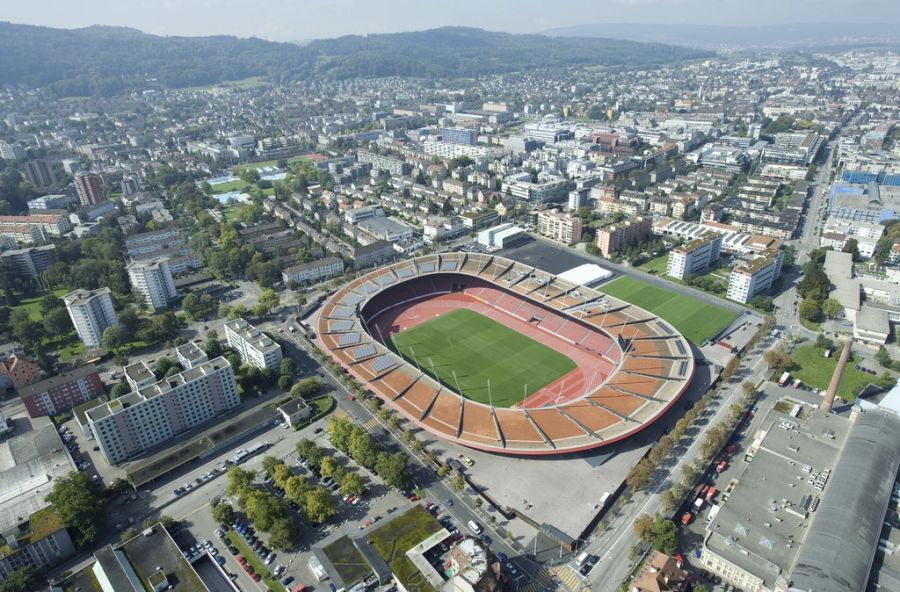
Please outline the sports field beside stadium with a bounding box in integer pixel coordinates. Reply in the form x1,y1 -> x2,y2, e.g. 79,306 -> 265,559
600,276 -> 737,344
388,308 -> 576,407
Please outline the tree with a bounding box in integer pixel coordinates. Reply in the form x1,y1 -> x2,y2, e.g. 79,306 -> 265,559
110,382 -> 131,398
0,567 -> 42,592
799,298 -> 821,322
661,489 -> 679,512
212,501 -> 235,524
816,334 -> 835,351
626,459 -> 653,491
633,513 -> 654,542
650,517 -> 678,554
267,517 -> 296,551
349,430 -> 380,469
842,238 -> 860,261
255,288 -> 280,316
450,475 -> 465,492
261,455 -> 282,477
748,295 -> 774,312
877,346 -> 893,368
153,357 -> 178,378
226,467 -> 255,500
278,375 -> 293,392
291,377 -> 322,398
763,347 -> 793,371
46,472 -> 105,545
339,472 -> 365,496
120,526 -> 139,542
741,381 -> 756,398
319,456 -> 338,478
205,337 -> 223,358
280,358 -> 296,377
244,489 -> 283,531
437,464 -> 451,478
821,298 -> 842,320
303,487 -> 336,524
43,306 -> 73,336
375,452 -> 410,489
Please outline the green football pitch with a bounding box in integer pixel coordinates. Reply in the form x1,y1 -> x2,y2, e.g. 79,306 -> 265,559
600,276 -> 737,344
388,308 -> 576,407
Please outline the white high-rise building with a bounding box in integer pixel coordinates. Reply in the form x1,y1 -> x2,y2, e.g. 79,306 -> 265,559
62,287 -> 119,348
126,256 -> 177,311
224,318 -> 283,370
666,232 -> 723,280
727,249 -> 784,304
86,357 -> 239,464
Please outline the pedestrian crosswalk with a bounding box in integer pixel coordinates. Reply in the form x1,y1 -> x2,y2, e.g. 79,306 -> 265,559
520,568 -> 554,592
550,565 -> 590,592
361,417 -> 380,430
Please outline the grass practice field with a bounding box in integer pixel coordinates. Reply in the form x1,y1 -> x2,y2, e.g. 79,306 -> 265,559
389,308 -> 576,407
601,276 -> 737,344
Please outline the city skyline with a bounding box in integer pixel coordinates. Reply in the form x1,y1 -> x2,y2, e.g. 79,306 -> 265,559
4,0 -> 900,42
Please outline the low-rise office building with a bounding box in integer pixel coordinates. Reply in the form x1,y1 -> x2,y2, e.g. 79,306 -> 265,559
224,318 -> 283,370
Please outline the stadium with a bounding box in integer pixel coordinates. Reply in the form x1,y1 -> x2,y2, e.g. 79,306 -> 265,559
315,253 -> 694,455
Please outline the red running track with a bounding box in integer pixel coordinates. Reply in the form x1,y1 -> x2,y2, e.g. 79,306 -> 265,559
367,292 -> 617,410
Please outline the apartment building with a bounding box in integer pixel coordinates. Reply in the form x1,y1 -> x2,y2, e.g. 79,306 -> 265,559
0,244 -> 56,278
282,256 -> 345,284
124,227 -> 183,258
726,249 -> 784,304
0,212 -> 71,240
357,150 -> 411,176
62,287 -> 119,348
441,126 -> 478,146
17,364 -> 104,418
595,216 -> 652,257
21,159 -> 56,188
666,232 -> 722,280
0,509 -> 75,585
126,256 -> 177,311
175,341 -> 209,370
86,357 -> 239,464
26,194 -> 74,211
224,318 -> 283,370
73,173 -> 105,206
536,209 -> 583,244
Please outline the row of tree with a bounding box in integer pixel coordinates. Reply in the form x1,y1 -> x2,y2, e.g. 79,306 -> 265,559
222,467 -> 299,551
322,417 -> 411,490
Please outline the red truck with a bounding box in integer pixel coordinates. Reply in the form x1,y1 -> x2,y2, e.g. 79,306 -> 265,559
716,460 -> 728,474
681,512 -> 693,525
705,486 -> 718,502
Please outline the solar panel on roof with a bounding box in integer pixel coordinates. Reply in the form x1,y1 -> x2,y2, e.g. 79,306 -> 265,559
676,341 -> 687,355
361,282 -> 380,294
440,261 -> 458,271
396,266 -> 415,278
419,262 -> 436,273
331,305 -> 354,318
679,361 -> 688,376
377,275 -> 396,286
370,356 -> 394,373
339,333 -> 361,346
340,292 -> 364,306
351,344 -> 377,360
328,319 -> 354,332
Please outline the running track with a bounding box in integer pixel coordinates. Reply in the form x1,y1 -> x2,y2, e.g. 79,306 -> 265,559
368,292 -> 617,410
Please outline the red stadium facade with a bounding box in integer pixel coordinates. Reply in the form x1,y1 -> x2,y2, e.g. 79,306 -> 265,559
315,253 -> 694,456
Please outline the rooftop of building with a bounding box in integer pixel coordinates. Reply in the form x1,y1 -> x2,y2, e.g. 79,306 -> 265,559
175,342 -> 208,365
16,363 -> 99,400
0,415 -> 76,533
62,286 -> 112,306
705,406 -> 852,591
54,524 -> 207,592
283,255 -> 343,274
86,357 -> 231,422
124,360 -> 154,385
125,255 -> 170,270
224,318 -> 280,354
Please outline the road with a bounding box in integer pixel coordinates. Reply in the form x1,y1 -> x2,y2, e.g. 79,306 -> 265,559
585,333 -> 776,591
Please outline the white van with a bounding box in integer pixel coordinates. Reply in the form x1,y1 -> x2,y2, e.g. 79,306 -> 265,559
575,552 -> 589,567
467,520 -> 482,535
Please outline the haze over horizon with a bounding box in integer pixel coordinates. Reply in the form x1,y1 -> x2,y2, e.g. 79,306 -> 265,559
6,0 -> 900,42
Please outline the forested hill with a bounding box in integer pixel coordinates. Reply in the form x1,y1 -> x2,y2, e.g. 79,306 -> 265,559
0,22 -> 714,96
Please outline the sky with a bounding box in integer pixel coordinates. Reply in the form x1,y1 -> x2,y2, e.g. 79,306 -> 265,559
5,0 -> 900,42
